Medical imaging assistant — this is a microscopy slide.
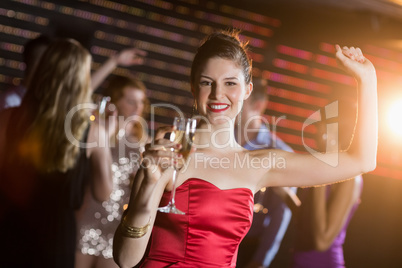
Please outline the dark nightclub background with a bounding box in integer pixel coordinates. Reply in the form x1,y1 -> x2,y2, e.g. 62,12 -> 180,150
1,0 -> 402,267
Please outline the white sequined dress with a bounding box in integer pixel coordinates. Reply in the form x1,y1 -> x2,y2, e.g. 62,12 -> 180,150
76,136 -> 142,259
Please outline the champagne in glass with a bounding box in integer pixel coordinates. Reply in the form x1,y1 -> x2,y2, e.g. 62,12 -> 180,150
171,129 -> 194,160
158,117 -> 197,214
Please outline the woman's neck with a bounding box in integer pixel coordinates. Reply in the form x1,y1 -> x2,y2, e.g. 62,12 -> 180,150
194,120 -> 241,151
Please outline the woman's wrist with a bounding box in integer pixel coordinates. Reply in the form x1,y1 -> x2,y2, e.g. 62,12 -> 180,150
107,53 -> 119,69
119,211 -> 151,238
123,207 -> 152,225
355,69 -> 377,85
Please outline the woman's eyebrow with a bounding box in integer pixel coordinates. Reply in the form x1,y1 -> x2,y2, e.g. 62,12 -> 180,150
224,76 -> 239,80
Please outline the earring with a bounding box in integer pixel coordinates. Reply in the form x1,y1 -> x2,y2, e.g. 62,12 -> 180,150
191,101 -> 198,118
237,107 -> 243,128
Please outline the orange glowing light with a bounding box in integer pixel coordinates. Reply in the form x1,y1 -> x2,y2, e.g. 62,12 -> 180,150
387,99 -> 402,136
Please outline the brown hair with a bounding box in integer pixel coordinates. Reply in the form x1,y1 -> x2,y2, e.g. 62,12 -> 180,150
191,29 -> 252,87
102,75 -> 149,140
103,75 -> 147,110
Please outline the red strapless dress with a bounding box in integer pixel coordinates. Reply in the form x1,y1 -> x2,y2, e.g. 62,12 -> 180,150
139,178 -> 254,268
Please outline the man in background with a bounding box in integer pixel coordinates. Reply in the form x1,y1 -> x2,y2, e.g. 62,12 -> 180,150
0,34 -> 52,111
236,77 -> 299,268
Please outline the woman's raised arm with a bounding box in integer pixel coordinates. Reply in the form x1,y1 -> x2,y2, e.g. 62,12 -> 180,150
261,45 -> 377,188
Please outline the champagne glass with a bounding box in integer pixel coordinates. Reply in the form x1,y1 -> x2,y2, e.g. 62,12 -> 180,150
91,94 -> 111,120
158,117 -> 197,214
98,95 -> 111,120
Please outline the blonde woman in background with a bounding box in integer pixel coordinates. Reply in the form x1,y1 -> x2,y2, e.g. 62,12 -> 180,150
0,38 -> 113,268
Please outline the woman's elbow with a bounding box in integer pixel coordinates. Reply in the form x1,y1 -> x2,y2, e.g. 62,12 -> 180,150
114,259 -> 140,268
92,185 -> 113,202
314,238 -> 332,252
113,246 -> 141,268
361,158 -> 377,174
112,258 -> 130,268
96,192 -> 112,203
113,259 -> 132,268
312,231 -> 336,252
349,152 -> 377,174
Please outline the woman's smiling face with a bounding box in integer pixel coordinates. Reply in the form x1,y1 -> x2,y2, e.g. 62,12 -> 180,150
193,57 -> 252,125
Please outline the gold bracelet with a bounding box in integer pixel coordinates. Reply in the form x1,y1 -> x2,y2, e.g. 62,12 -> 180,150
120,215 -> 151,239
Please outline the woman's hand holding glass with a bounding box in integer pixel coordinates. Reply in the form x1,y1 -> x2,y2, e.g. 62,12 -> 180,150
141,126 -> 180,185
91,94 -> 118,139
141,118 -> 196,214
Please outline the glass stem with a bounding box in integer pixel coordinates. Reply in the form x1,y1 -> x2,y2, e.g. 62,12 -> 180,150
170,167 -> 178,205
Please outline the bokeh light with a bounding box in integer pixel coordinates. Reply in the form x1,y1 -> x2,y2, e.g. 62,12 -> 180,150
387,98 -> 402,136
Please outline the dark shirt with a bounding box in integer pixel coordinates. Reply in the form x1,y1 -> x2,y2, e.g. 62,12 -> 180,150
0,107 -> 91,268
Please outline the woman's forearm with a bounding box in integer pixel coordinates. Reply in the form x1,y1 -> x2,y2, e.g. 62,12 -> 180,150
347,74 -> 378,173
91,55 -> 118,91
311,179 -> 357,251
332,45 -> 378,173
113,172 -> 167,267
